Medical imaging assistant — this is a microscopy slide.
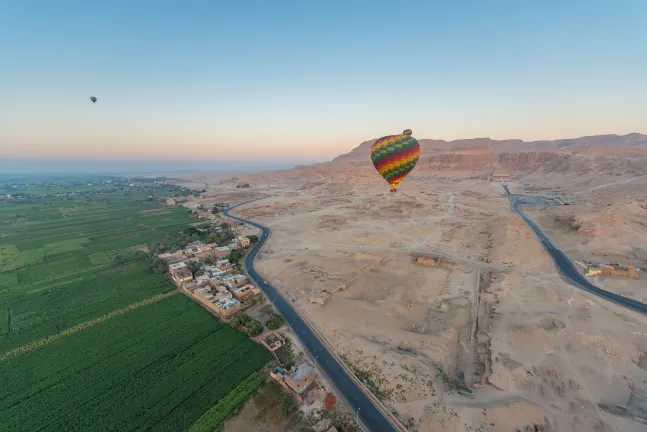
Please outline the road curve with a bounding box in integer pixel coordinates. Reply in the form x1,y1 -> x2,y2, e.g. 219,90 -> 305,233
224,198 -> 399,432
503,185 -> 647,316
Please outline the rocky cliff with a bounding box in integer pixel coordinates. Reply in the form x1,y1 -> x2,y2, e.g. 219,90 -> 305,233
330,133 -> 647,175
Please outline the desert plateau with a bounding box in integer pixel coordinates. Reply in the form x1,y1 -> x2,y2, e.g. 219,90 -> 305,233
182,133 -> 647,432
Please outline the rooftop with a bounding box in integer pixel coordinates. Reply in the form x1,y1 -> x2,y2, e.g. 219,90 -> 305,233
288,362 -> 314,382
169,262 -> 187,270
234,284 -> 255,294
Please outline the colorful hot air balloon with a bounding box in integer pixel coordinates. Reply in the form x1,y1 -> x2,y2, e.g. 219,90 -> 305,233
90,97 -> 97,103
370,129 -> 420,192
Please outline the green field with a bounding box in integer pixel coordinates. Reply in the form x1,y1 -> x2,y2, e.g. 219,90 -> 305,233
0,188 -> 198,352
0,180 -> 271,432
0,295 -> 271,432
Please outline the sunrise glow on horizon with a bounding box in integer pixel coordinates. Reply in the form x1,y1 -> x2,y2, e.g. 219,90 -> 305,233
2,1 -> 646,167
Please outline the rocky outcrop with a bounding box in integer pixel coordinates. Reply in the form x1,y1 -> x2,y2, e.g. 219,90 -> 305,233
422,151 -> 571,173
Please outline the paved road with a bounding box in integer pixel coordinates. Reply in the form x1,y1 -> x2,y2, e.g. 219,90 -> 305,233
503,185 -> 647,316
224,199 -> 399,432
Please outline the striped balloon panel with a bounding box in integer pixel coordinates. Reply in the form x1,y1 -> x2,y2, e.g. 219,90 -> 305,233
370,133 -> 420,188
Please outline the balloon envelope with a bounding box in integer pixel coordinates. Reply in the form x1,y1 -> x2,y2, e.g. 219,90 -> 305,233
370,129 -> 420,191
90,97 -> 97,103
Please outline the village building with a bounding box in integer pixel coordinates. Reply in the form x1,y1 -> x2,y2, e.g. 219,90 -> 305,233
231,284 -> 258,299
209,274 -> 228,288
237,236 -> 251,248
413,255 -> 441,267
260,331 -> 285,352
223,274 -> 250,289
270,361 -> 316,401
169,261 -> 188,274
586,263 -> 640,279
489,173 -> 514,182
165,197 -> 177,206
287,362 -> 315,393
169,263 -> 193,285
216,259 -> 233,271
195,274 -> 210,287
212,294 -> 241,318
193,251 -> 210,260
193,287 -> 241,318
201,265 -> 220,275
183,280 -> 197,290
213,246 -> 231,258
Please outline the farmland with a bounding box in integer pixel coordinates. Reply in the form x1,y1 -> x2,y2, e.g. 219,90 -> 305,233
0,177 -> 272,431
0,295 -> 271,432
0,182 -> 199,350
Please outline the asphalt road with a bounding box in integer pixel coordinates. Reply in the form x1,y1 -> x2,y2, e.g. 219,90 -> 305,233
503,185 -> 647,316
224,199 -> 399,432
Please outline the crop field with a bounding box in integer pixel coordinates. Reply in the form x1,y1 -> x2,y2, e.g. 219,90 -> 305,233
0,189 -> 198,349
0,191 -> 194,276
88,251 -> 110,265
0,263 -> 176,355
0,181 -> 271,431
0,294 -> 272,432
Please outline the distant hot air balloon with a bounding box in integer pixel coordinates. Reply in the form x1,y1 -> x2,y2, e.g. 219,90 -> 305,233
370,129 -> 420,192
90,97 -> 97,103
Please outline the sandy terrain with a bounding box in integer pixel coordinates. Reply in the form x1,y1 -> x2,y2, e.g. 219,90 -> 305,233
176,135 -> 647,432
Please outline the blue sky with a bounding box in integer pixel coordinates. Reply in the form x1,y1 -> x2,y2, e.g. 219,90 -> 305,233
1,1 -> 646,171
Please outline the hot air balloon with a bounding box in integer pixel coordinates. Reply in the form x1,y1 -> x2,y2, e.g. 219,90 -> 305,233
90,97 -> 97,103
370,129 -> 420,192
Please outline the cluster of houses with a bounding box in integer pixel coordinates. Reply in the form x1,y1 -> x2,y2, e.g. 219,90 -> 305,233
160,241 -> 259,318
158,237 -> 249,265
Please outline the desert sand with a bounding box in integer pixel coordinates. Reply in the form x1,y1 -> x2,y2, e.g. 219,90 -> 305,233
182,133 -> 647,432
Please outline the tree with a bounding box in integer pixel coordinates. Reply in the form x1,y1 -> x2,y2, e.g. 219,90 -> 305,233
246,234 -> 259,245
226,249 -> 244,266
149,241 -> 162,255
266,313 -> 285,330
212,206 -> 219,215
230,314 -> 244,328
188,261 -> 202,277
230,313 -> 244,328
151,257 -> 167,274
113,254 -> 124,264
246,320 -> 263,337
220,222 -> 230,230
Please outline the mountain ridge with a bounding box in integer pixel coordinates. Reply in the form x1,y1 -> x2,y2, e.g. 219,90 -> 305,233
333,133 -> 647,163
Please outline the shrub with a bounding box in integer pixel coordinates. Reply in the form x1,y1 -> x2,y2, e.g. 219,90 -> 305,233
279,394 -> 297,419
266,313 -> 285,330
324,392 -> 337,410
246,320 -> 263,337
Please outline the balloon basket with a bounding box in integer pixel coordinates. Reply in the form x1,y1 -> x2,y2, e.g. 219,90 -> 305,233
389,188 -> 397,193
